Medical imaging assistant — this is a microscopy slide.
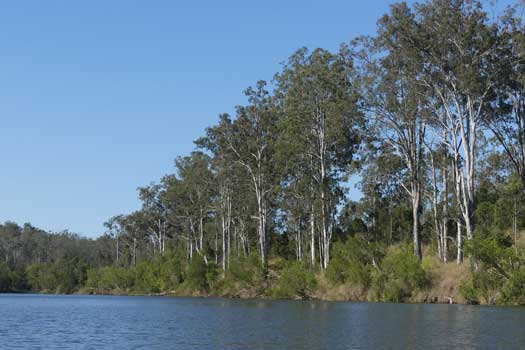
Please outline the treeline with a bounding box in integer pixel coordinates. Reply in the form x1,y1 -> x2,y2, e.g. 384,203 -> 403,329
2,0 -> 525,304
0,222 -> 114,293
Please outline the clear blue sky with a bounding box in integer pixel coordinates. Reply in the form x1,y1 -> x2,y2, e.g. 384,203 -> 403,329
0,0 -> 512,237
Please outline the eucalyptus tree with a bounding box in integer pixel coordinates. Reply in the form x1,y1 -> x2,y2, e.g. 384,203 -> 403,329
163,176 -> 194,259
177,152 -> 215,255
197,115 -> 248,270
107,212 -> 146,266
425,138 -> 452,262
210,147 -> 235,270
163,152 -> 215,263
137,183 -> 171,255
276,47 -> 362,269
414,0 -> 501,250
198,82 -> 280,269
486,7 -> 525,188
358,142 -> 411,244
103,215 -> 126,263
274,110 -> 315,264
354,2 -> 430,260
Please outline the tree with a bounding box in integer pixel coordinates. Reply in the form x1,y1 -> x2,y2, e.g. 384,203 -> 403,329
416,0 -> 501,249
486,7 -> 525,188
198,81 -> 280,269
172,152 -> 215,263
276,47 -> 362,268
355,3 -> 429,259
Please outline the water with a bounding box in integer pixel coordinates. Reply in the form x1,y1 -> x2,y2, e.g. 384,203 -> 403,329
0,294 -> 524,349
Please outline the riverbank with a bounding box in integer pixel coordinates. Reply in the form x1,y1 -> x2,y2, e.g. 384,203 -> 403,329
70,255 -> 472,305
5,240 -> 498,305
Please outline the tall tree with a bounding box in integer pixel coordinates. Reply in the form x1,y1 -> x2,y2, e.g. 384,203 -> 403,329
487,7 -> 525,188
198,82 -> 280,269
356,3 -> 429,259
276,47 -> 362,268
416,0 -> 501,248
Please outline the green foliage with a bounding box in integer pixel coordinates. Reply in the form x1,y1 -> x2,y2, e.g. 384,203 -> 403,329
134,260 -> 162,293
86,266 -> 134,291
215,254 -> 266,295
229,254 -> 265,287
86,252 -> 186,294
460,269 -> 503,305
158,252 -> 185,291
183,255 -> 217,292
500,270 -> 525,305
325,238 -> 374,288
461,233 -> 525,305
371,245 -> 428,302
270,233 -> 295,260
25,259 -> 82,294
0,262 -> 13,292
270,262 -> 317,299
459,279 -> 479,304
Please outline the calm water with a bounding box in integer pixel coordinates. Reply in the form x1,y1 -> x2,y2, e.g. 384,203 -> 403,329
1,294 -> 524,349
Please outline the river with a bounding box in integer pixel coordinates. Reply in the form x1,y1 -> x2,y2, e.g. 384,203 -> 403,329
0,294 -> 524,349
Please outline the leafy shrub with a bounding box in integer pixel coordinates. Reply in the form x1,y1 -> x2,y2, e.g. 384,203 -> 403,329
158,252 -> 184,291
134,260 -> 161,293
459,269 -> 502,305
228,254 -> 265,288
459,278 -> 478,304
270,233 -> 295,260
0,262 -> 13,292
25,260 -> 80,293
271,262 -> 317,299
371,245 -> 428,302
501,269 -> 525,305
214,254 -> 265,296
183,255 -> 217,292
86,266 -> 134,291
326,238 -> 374,288
460,232 -> 521,304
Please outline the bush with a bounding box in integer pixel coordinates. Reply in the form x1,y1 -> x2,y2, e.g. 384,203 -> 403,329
371,245 -> 428,302
134,260 -> 161,293
183,255 -> 217,292
228,254 -> 265,287
0,262 -> 13,292
158,252 -> 185,291
25,260 -> 80,293
460,269 -> 502,305
85,252 -> 185,293
86,266 -> 134,291
326,238 -> 374,288
501,269 -> 525,305
271,262 -> 317,299
459,278 -> 479,304
460,232 -> 521,304
214,254 -> 265,296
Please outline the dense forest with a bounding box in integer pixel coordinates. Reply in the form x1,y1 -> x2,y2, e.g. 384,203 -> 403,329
2,0 -> 525,304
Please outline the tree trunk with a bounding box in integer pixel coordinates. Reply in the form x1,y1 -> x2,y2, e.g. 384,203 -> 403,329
215,226 -> 218,265
221,215 -> 226,271
457,222 -> 463,264
133,237 -> 137,266
412,190 -> 422,261
442,161 -> 449,263
297,221 -> 302,261
310,207 -> 315,266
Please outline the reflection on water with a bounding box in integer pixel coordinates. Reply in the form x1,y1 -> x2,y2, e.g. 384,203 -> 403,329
0,294 -> 524,349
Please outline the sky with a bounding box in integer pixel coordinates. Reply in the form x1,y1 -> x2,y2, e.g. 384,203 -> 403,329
0,0 -> 515,237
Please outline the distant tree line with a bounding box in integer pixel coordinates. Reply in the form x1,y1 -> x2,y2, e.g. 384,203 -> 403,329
1,0 -> 525,304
